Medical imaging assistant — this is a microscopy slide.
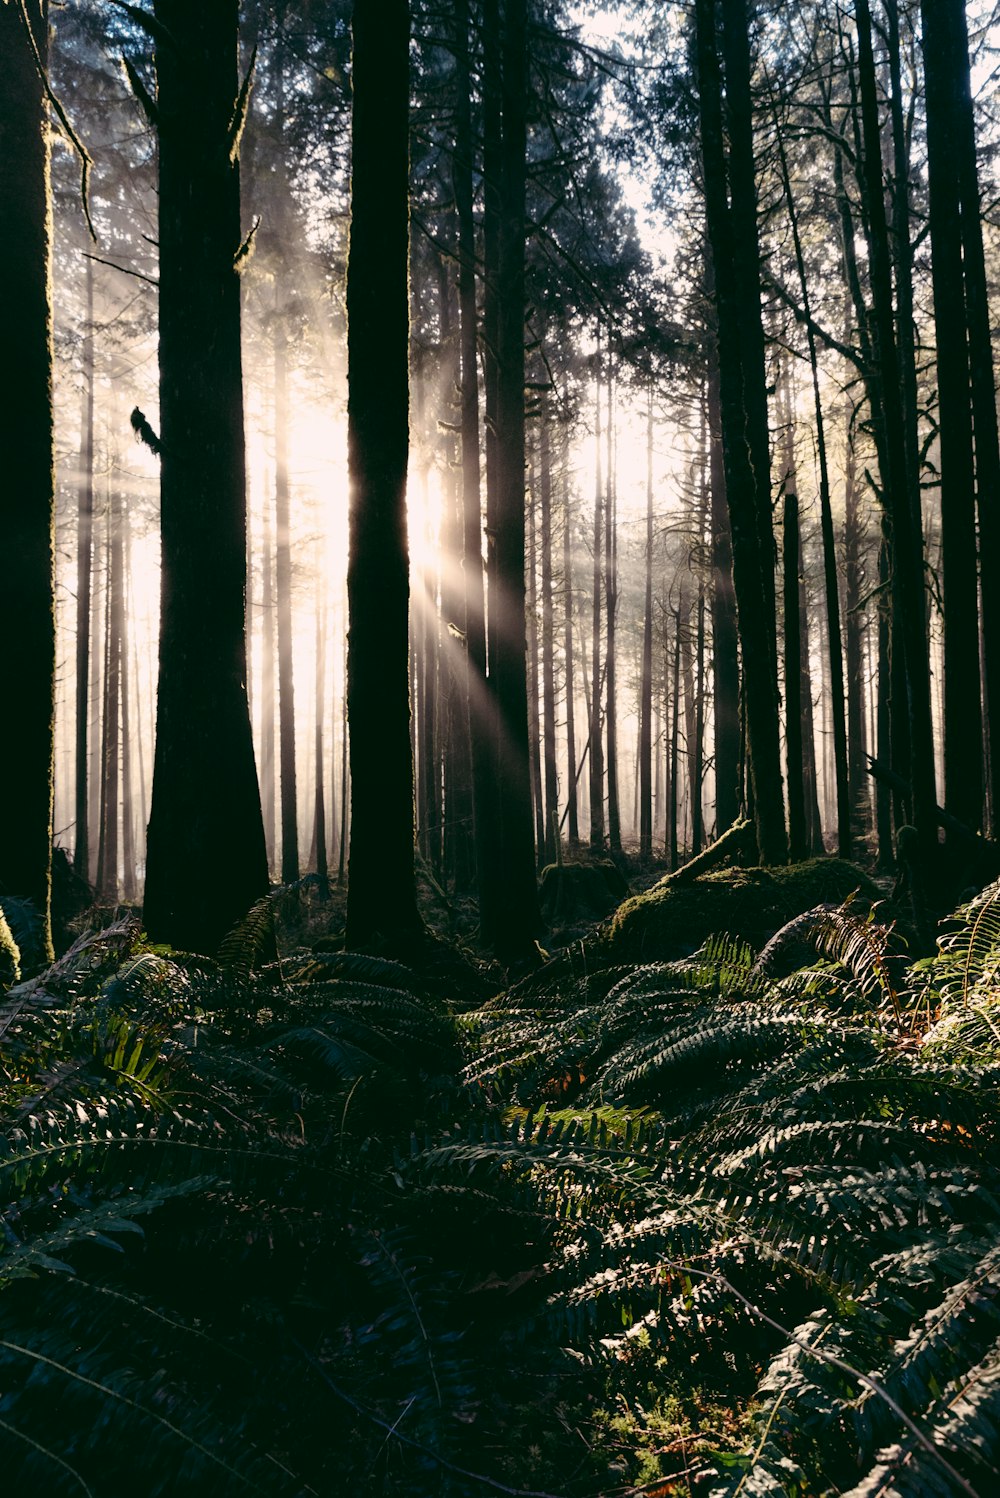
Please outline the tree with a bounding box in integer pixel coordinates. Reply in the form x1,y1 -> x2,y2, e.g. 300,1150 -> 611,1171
140,0 -> 270,954
0,0 -> 56,962
344,0 -> 421,949
693,0 -> 787,863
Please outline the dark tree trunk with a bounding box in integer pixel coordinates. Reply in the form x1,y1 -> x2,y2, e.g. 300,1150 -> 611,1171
488,0 -> 539,959
345,0 -> 420,947
143,0 -> 269,953
843,388 -> 870,833
694,0 -> 786,862
669,603 -> 682,869
943,0 -> 1000,831
260,489 -> 277,873
0,0 -> 55,959
922,0 -> 986,837
562,427 -> 580,846
707,336 -> 740,833
98,485 -> 123,902
540,416 -> 558,865
783,488 -> 807,861
639,389 -> 655,857
451,0 -> 488,892
854,0 -> 937,853
120,511 -> 137,902
527,460 -> 545,861
274,318 -> 300,881
589,333 -> 605,852
774,119 -> 851,855
75,255 -> 95,885
312,576 -> 328,889
604,365 -> 622,858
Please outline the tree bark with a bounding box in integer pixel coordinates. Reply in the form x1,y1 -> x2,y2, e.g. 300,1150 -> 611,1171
345,0 -> 421,947
488,0 -> 539,959
639,388 -> 655,857
694,0 -> 787,862
142,0 -> 269,953
0,0 -> 55,959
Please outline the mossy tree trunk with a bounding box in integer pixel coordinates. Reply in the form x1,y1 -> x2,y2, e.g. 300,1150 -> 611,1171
142,0 -> 269,954
0,0 -> 55,961
345,0 -> 421,948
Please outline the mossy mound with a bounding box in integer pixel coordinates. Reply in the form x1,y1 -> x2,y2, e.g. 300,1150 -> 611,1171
599,857 -> 885,963
0,909 -> 20,989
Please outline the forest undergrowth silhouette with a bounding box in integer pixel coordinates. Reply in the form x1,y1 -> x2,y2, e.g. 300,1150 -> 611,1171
0,876 -> 999,1496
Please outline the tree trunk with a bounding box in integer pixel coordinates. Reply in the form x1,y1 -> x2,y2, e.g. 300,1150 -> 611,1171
451,0 -> 487,892
923,0 -> 986,837
488,0 -> 539,959
0,0 -> 55,959
854,0 -> 937,853
311,573 -> 328,889
143,0 -> 269,953
639,388 -> 655,857
589,331 -> 605,852
605,362 -> 622,858
783,487 -> 806,861
540,415 -> 558,865
345,0 -> 420,948
120,510 -> 137,902
942,0 -> 1000,833
74,255 -> 95,886
274,317 -> 300,881
694,0 -> 786,862
707,332 -> 740,833
562,426 -> 580,846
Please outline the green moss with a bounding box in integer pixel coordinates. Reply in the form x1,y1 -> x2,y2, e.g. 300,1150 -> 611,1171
0,908 -> 20,988
599,857 -> 884,963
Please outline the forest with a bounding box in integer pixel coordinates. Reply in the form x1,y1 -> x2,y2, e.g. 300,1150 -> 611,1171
3,0 -> 1000,1492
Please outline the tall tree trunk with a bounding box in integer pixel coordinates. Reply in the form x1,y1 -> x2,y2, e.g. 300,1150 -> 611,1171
783,487 -> 807,861
489,0 -> 539,959
774,116 -> 851,854
274,316 -> 300,881
452,0 -> 489,894
589,331 -> 605,852
843,385 -> 870,835
143,0 -> 269,953
692,578 -> 706,855
312,574 -> 328,889
639,388 -> 655,857
605,363 -> 622,858
345,0 -> 420,947
941,0 -> 1000,831
540,415 -> 558,865
75,255 -> 95,886
120,510 -> 137,901
562,426 -> 580,846
669,602 -> 682,869
695,0 -> 786,861
0,0 -> 55,959
706,331 -> 740,832
854,0 -> 937,853
260,490 -> 277,873
922,0 -> 986,837
527,457 -> 545,861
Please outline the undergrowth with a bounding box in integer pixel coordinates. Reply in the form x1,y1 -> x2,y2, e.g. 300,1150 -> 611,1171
1,882 -> 1000,1494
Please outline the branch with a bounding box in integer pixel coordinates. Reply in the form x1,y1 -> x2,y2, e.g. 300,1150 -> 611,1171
15,0 -> 96,242
83,252 -> 158,289
763,271 -> 864,371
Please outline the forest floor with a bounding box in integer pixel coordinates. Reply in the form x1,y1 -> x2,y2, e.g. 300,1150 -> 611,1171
0,848 -> 997,1496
